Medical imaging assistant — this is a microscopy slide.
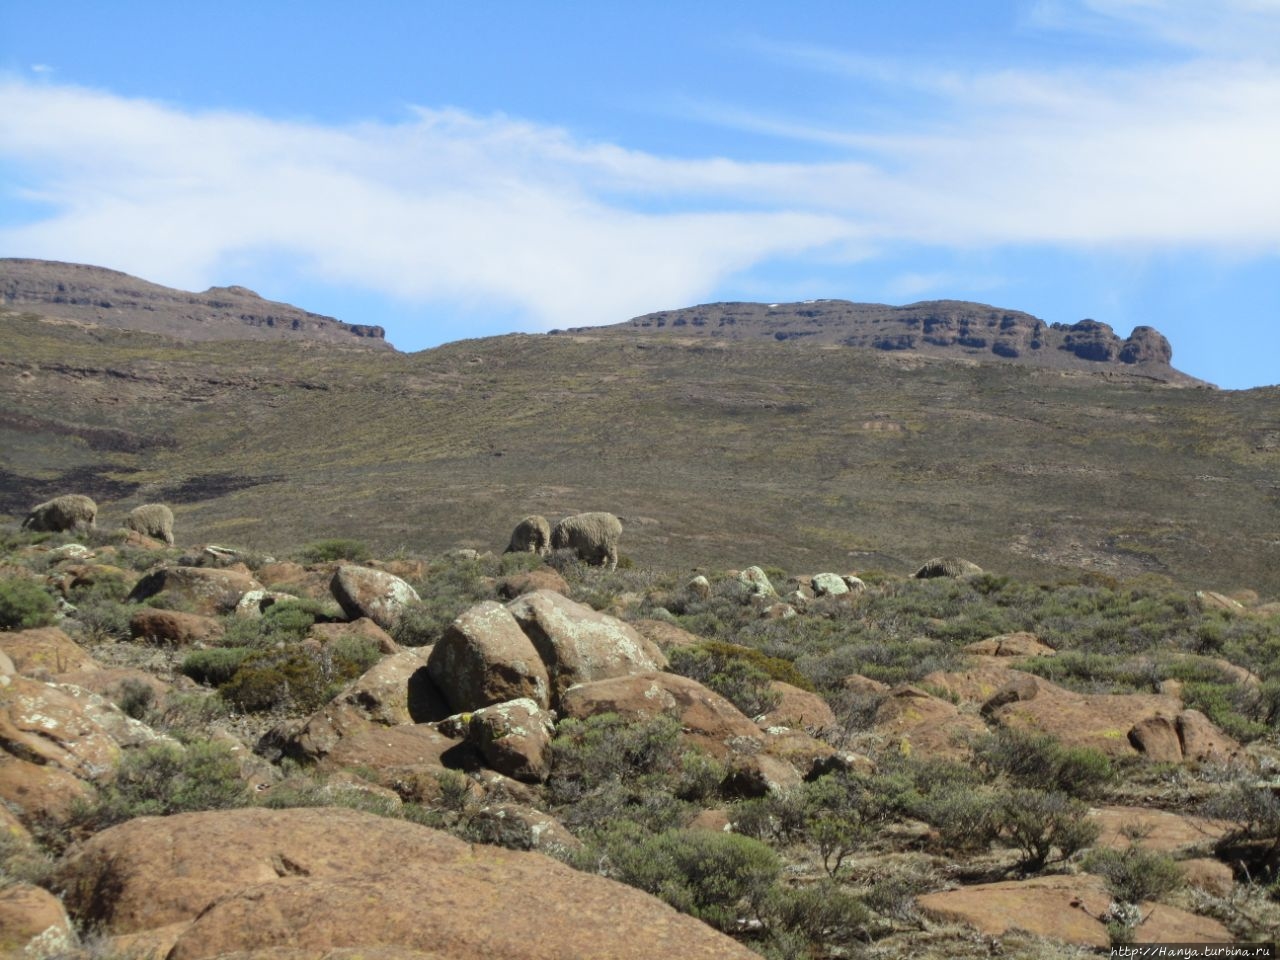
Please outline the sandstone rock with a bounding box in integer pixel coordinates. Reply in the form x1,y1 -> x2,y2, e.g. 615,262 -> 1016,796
0,626 -> 97,676
505,590 -> 666,704
1129,716 -> 1189,762
53,667 -> 171,712
464,698 -> 556,783
128,565 -> 264,616
49,543 -> 94,562
256,561 -> 335,599
963,632 -> 1055,658
1177,709 -> 1243,764
1088,806 -> 1230,855
466,802 -> 581,854
810,572 -> 849,597
0,883 -> 75,958
428,601 -> 551,713
736,566 -> 777,598
917,873 -> 1230,947
288,647 -> 438,760
873,685 -> 986,760
309,616 -> 399,655
1180,858 -> 1235,896
330,565 -> 420,630
317,723 -> 476,788
496,567 -> 570,599
560,671 -> 765,760
980,674 -> 1041,717
841,674 -> 890,696
758,681 -> 836,733
723,752 -> 804,797
56,807 -> 760,960
0,752 -> 93,824
129,608 -> 225,646
0,675 -> 167,780
630,618 -> 703,650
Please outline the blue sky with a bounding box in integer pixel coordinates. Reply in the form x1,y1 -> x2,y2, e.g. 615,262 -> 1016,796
1,1 -> 1278,388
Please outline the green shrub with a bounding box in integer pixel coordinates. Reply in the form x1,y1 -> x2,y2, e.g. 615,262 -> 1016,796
668,643 -> 784,717
391,556 -> 497,647
606,826 -> 781,931
181,647 -> 255,686
763,879 -> 875,948
0,577 -> 57,630
74,740 -> 249,831
997,789 -> 1099,871
217,598 -> 327,648
116,678 -> 157,721
975,728 -> 1114,799
71,595 -> 134,643
219,646 -> 330,713
1083,847 -> 1185,903
295,538 -> 371,563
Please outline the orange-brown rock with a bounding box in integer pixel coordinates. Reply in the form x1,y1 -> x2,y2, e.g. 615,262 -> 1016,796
309,616 -> 398,655
53,666 -> 171,710
317,723 -> 475,787
873,685 -> 987,760
630,618 -> 703,651
504,590 -> 667,704
1180,858 -> 1235,896
1089,806 -> 1231,855
1177,709 -> 1243,763
256,561 -> 335,599
0,883 -> 75,957
464,698 -> 556,783
129,608 -> 225,646
560,671 -> 765,760
840,674 -> 890,696
127,565 -> 264,616
428,601 -> 551,712
758,681 -> 836,733
0,752 -> 93,824
1129,715 -> 1184,762
917,873 -> 1231,948
0,626 -> 97,676
56,807 -> 760,960
496,567 -> 570,599
963,632 -> 1056,658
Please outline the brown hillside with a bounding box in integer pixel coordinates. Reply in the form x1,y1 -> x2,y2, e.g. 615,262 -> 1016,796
0,259 -> 391,349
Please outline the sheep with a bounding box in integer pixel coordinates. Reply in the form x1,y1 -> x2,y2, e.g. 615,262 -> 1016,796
551,512 -> 623,570
21,494 -> 98,533
124,503 -> 175,546
505,515 -> 551,557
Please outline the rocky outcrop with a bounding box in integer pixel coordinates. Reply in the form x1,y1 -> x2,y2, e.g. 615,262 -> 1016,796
427,601 -> 551,713
127,566 -> 264,616
462,698 -> 556,783
129,608 -> 225,646
54,807 -> 760,960
0,626 -> 97,675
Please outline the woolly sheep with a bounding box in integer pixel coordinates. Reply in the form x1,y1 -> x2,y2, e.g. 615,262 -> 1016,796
505,515 -> 551,557
551,512 -> 623,571
21,494 -> 98,533
124,503 -> 175,546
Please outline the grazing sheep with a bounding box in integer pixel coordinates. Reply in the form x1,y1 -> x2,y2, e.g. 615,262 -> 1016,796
21,494 -> 98,533
124,503 -> 176,546
506,515 -> 551,557
551,512 -> 623,570
914,556 -> 983,579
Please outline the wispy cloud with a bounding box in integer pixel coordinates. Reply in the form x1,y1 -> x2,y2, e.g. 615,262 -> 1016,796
1,0 -> 1278,336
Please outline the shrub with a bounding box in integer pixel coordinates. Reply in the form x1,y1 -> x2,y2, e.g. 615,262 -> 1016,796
295,538 -> 371,563
997,789 -> 1099,871
181,647 -> 254,687
606,827 -> 781,930
0,577 -> 57,630
217,598 -> 327,648
116,678 -> 157,721
1083,847 -> 1185,904
975,727 -> 1114,799
219,646 -> 330,713
763,880 -> 875,948
74,740 -> 249,831
667,643 -> 784,717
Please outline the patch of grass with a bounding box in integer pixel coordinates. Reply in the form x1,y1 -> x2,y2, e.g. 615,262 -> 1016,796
0,576 -> 57,629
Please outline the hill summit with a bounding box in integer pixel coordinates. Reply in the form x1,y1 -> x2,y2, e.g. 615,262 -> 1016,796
0,258 -> 391,349
569,299 -> 1207,387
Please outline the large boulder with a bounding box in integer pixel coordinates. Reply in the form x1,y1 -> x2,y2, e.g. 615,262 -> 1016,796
504,590 -> 667,705
757,681 -> 836,734
0,883 -> 75,958
873,685 -> 987,760
0,626 -> 98,676
463,698 -> 556,783
330,565 -> 420,630
316,723 -> 475,789
54,807 -> 761,960
0,752 -> 93,825
127,566 -> 264,616
427,601 -> 551,713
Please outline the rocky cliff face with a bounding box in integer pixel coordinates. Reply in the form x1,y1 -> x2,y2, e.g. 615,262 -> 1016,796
0,259 -> 391,349
579,299 -> 1201,385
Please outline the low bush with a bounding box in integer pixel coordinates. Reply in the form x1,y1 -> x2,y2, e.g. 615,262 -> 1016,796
181,647 -> 255,687
1083,846 -> 1185,904
0,577 -> 57,630
975,727 -> 1114,799
294,538 -> 371,564
997,789 -> 1099,871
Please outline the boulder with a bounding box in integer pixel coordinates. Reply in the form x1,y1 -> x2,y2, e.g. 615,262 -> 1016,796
873,685 -> 986,760
427,601 -> 551,713
127,566 -> 264,616
496,567 -> 570,599
0,626 -> 97,676
464,698 -> 557,783
1129,715 -> 1184,762
0,883 -> 75,958
810,572 -> 849,597
317,723 -> 476,787
686,574 -> 712,600
465,802 -> 580,854
129,608 -> 225,646
54,807 -> 761,960
736,566 -> 777,598
963,632 -> 1056,658
504,591 -> 666,704
757,681 -> 836,734
233,589 -> 299,618
309,617 -> 399,655
1088,806 -> 1230,855
256,561 -> 335,599
288,648 -> 439,760
1177,709 -> 1243,764
560,672 -> 764,760
330,565 -> 420,630
0,752 -> 93,825
630,618 -> 704,651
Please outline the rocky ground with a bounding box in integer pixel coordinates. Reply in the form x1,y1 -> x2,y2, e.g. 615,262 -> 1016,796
2,526 -> 1279,959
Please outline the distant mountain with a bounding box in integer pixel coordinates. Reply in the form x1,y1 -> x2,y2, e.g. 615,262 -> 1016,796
568,299 -> 1209,387
0,259 -> 391,349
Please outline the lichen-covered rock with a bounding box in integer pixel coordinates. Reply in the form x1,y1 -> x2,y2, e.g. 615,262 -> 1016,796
0,626 -> 98,676
810,572 -> 848,597
0,883 -> 75,958
330,565 -> 420,630
686,574 -> 712,599
233,589 -> 299,618
504,590 -> 666,705
463,698 -> 556,783
127,566 -> 264,616
428,601 -> 551,713
736,566 -> 777,598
